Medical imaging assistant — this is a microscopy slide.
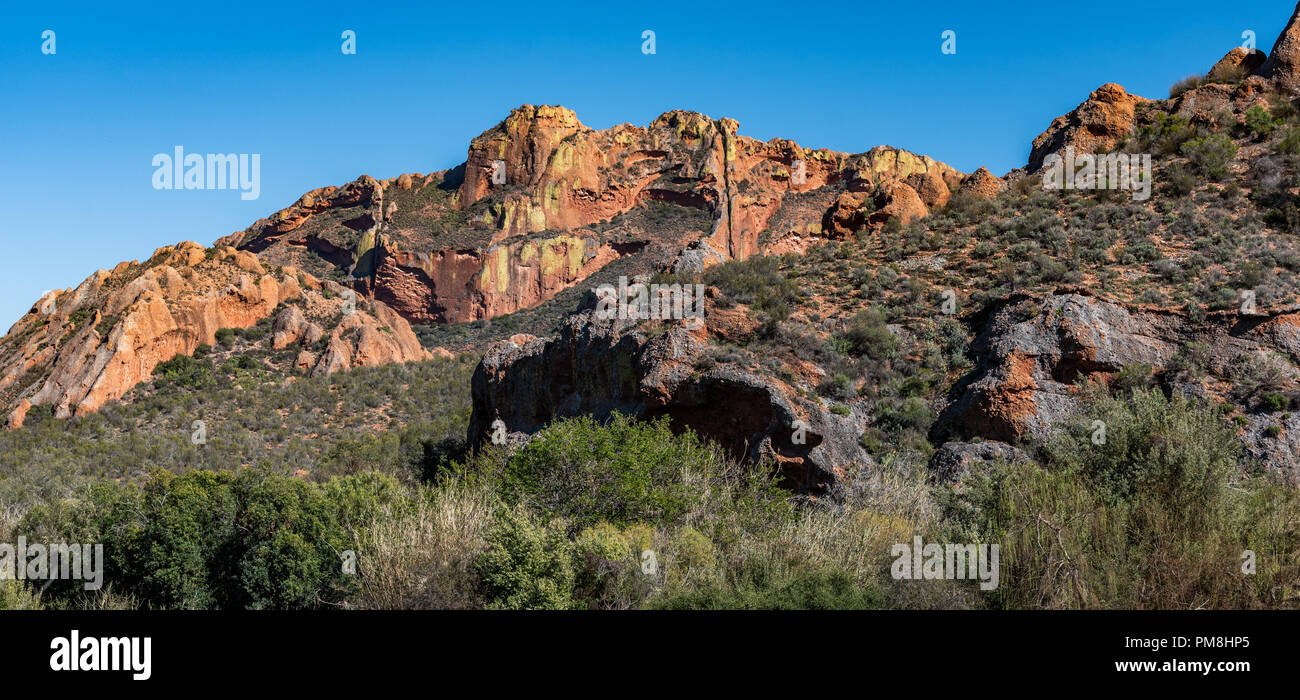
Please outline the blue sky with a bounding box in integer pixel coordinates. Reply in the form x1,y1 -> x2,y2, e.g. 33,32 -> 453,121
0,1 -> 1293,328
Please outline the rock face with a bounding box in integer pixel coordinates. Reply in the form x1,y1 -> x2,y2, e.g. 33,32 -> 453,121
0,241 -> 428,424
271,305 -> 322,349
468,305 -> 873,494
456,105 -> 960,253
869,182 -> 929,228
310,300 -> 430,377
365,232 -> 642,323
1027,84 -> 1147,172
932,290 -> 1300,482
1169,76 -> 1275,125
220,105 -> 961,327
935,291 -> 1182,444
1260,2 -> 1300,91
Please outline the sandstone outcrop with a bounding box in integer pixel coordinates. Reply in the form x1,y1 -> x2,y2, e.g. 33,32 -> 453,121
1027,84 -> 1147,171
271,305 -> 323,349
220,105 -> 961,327
1259,2 -> 1300,91
1,241 -> 427,424
1169,76 -> 1275,124
958,167 -> 1005,199
309,299 -> 430,377
1210,46 -> 1267,81
869,182 -> 929,228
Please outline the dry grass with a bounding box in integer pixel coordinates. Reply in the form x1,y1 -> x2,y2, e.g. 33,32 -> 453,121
351,482 -> 496,609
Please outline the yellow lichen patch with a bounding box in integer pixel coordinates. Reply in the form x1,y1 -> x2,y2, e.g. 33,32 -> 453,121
544,181 -> 564,214
520,242 -> 538,265
497,200 -> 512,224
566,237 -> 586,277
527,202 -> 547,232
538,235 -> 583,278
495,247 -> 509,293
552,143 -> 574,174
894,150 -> 926,178
539,238 -> 563,277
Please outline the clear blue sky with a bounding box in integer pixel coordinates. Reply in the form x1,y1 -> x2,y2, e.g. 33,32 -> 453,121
1,0 -> 1293,329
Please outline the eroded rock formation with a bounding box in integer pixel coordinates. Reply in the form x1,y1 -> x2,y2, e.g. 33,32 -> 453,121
1260,2 -> 1300,91
933,290 -> 1300,482
1,241 -> 427,426
1027,84 -> 1147,172
217,105 -> 961,326
468,304 -> 873,494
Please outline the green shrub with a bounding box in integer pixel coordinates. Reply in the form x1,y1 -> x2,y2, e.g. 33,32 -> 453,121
1279,126 -> 1300,155
495,413 -> 782,529
944,389 -> 1299,609
1181,133 -> 1238,181
152,354 -> 216,390
1139,113 -> 1196,155
1260,392 -> 1288,413
703,255 -> 801,321
841,307 -> 898,360
1245,105 -> 1277,139
222,354 -> 264,373
1112,363 -> 1154,393
653,566 -> 882,610
474,506 -> 575,610
17,469 -> 392,609
0,580 -> 43,610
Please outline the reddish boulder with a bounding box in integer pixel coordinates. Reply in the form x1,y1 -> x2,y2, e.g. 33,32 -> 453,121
1027,83 -> 1147,171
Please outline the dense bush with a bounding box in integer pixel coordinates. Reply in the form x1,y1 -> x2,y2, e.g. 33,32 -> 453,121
473,506 -> 576,610
702,255 -> 802,321
18,469 -> 402,609
943,389 -> 1300,609
490,413 -> 786,530
1181,133 -> 1238,181
152,354 -> 216,390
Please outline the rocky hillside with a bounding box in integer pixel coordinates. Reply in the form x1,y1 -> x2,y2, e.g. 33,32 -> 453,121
468,8 -> 1300,492
1,242 -> 429,427
215,105 -> 966,326
4,101 -> 972,425
11,4 -> 1300,504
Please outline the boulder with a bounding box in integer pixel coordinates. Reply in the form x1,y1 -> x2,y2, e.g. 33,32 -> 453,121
928,441 -> 1032,484
958,167 -> 1005,199
1210,46 -> 1267,82
868,182 -> 929,228
1027,84 -> 1147,172
468,308 -> 873,495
